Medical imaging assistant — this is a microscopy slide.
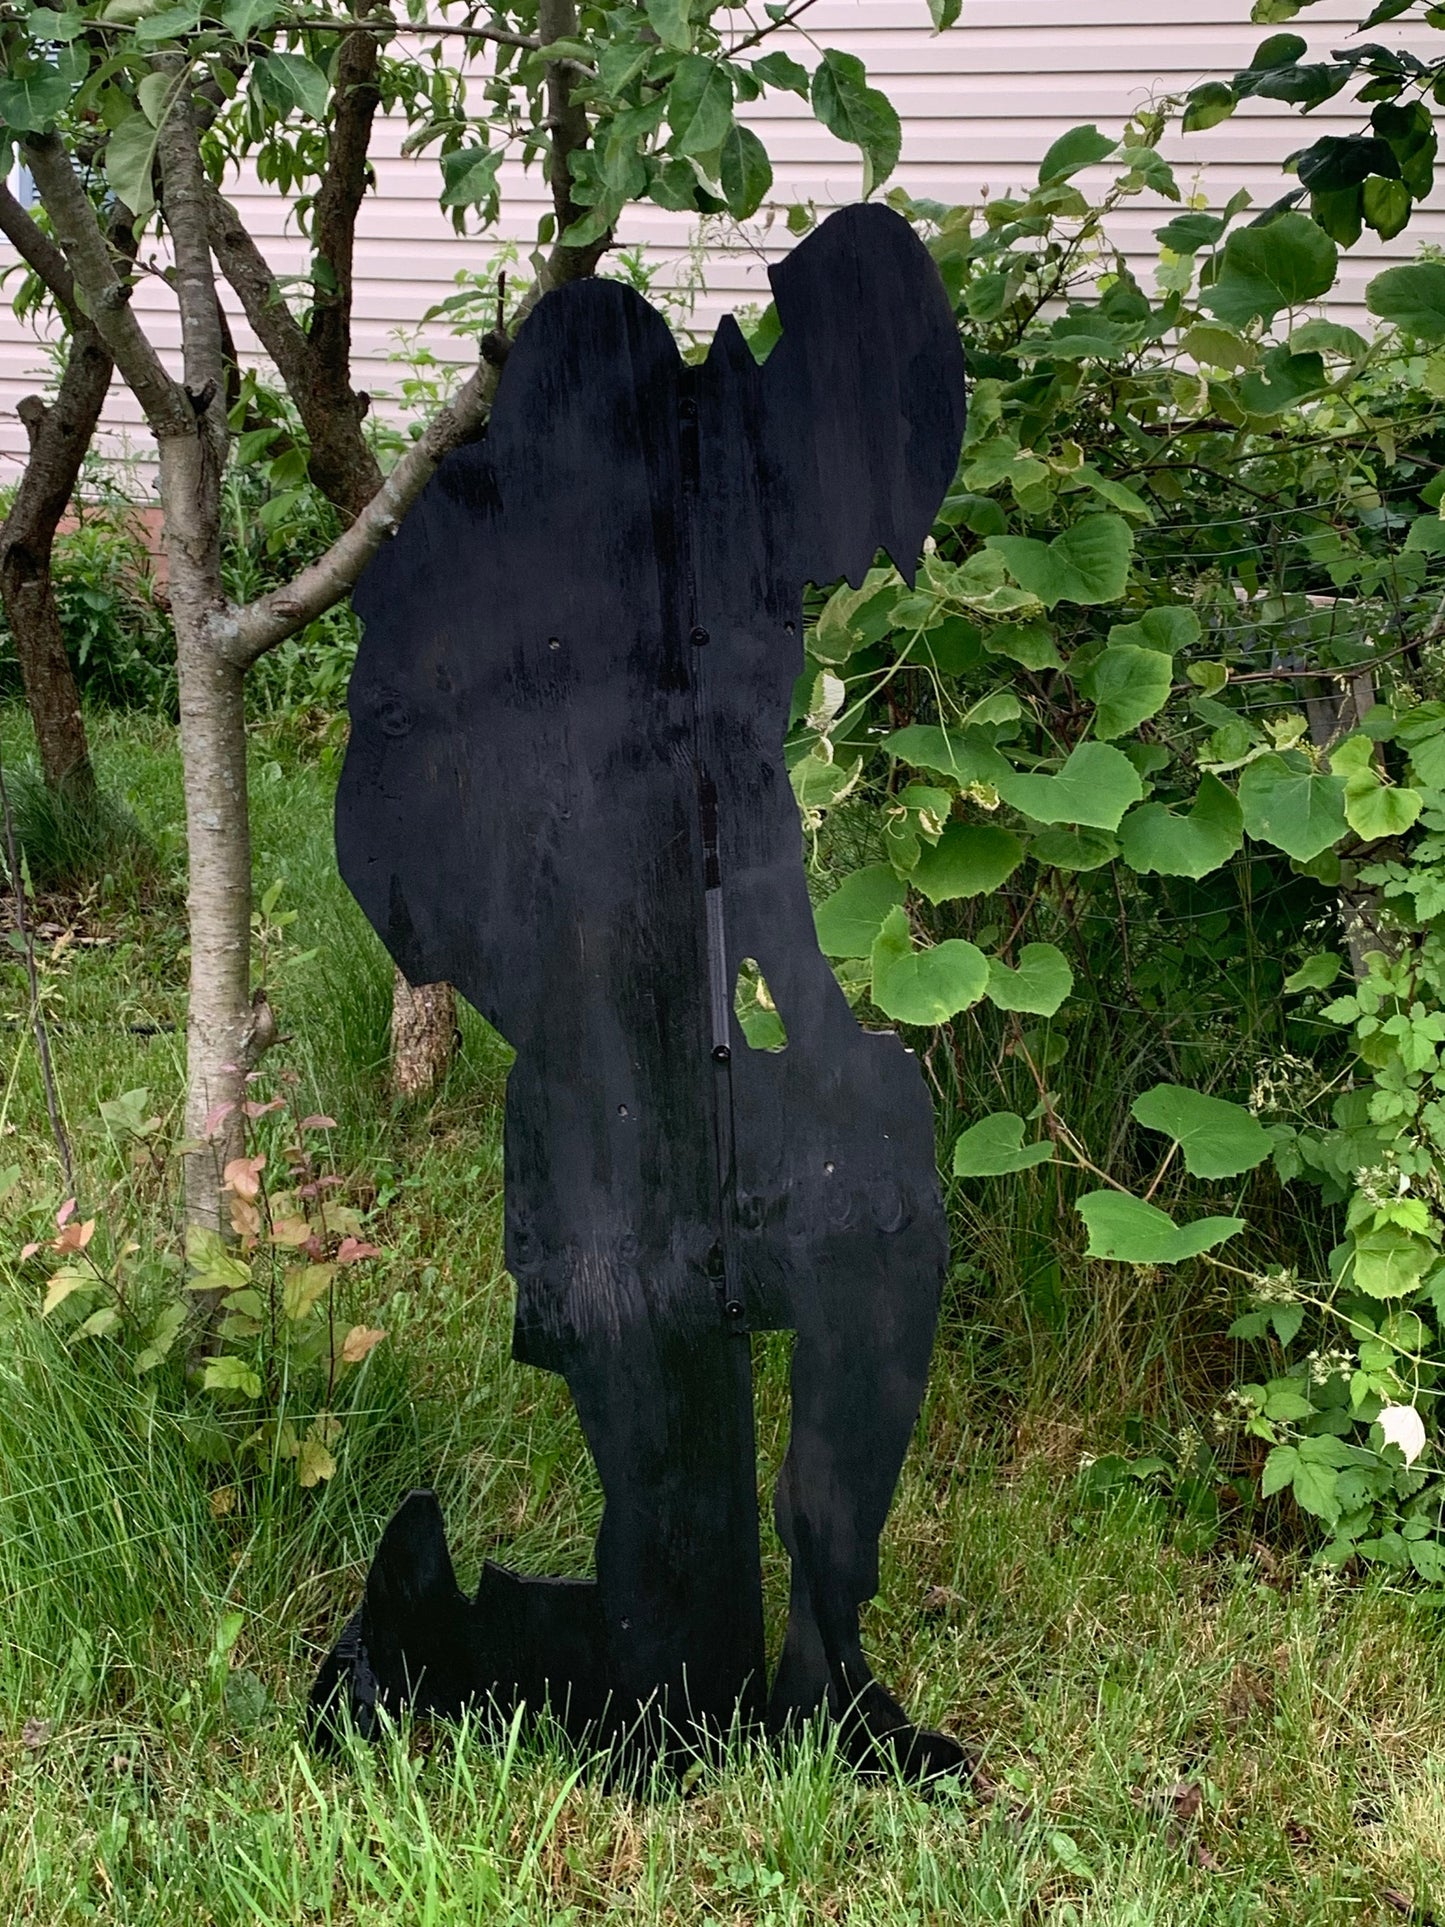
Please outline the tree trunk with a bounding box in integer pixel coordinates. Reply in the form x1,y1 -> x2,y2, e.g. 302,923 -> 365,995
0,331 -> 111,795
391,969 -> 457,1100
162,431 -> 255,1234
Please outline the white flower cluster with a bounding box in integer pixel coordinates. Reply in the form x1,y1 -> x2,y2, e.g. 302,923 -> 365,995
1248,1050 -> 1318,1118
1306,1347 -> 1354,1386
1355,1161 -> 1410,1208
1250,1266 -> 1299,1304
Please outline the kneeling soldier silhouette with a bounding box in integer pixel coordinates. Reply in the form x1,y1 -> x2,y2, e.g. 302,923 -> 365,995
313,203 -> 968,1777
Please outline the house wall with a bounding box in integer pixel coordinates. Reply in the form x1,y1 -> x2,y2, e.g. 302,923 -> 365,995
0,0 -> 1437,484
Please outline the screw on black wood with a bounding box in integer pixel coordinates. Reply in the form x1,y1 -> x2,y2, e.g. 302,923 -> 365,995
712,1044 -> 730,1063
690,626 -> 710,648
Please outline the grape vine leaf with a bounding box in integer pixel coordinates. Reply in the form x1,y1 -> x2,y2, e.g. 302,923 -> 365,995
912,824 -> 1024,903
987,515 -> 1133,609
953,1113 -> 1055,1177
1117,772 -> 1244,879
813,864 -> 905,958
985,942 -> 1074,1016
1237,753 -> 1347,861
870,907 -> 988,1025
1079,643 -> 1174,738
996,742 -> 1144,831
1200,212 -> 1338,327
1131,1082 -> 1272,1178
1076,1191 -> 1245,1264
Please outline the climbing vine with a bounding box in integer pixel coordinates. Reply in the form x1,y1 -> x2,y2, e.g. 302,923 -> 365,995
781,97 -> 1445,1556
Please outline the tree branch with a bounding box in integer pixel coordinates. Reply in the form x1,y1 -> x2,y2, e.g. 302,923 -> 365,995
204,184 -> 312,389
305,9 -> 386,515
276,11 -> 540,51
728,0 -> 822,57
154,61 -> 227,440
23,133 -> 190,437
0,180 -> 78,325
537,0 -> 608,288
223,355 -> 501,667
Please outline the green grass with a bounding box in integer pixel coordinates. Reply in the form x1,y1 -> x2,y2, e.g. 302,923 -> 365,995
4,705 -> 1445,1924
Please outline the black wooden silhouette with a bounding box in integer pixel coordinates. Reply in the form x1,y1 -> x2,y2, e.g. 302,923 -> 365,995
312,203 -> 968,1775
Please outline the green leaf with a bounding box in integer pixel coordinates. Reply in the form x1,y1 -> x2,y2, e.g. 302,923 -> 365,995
1079,644 -> 1173,739
297,1436 -> 336,1487
1352,1226 -> 1434,1299
1284,953 -> 1342,992
596,41 -> 653,95
439,144 -> 502,212
1108,607 -> 1201,655
0,66 -> 71,133
1131,1082 -> 1271,1178
1238,754 -> 1347,861
996,742 -> 1144,832
884,724 -> 1008,787
811,49 -> 901,194
644,0 -> 692,51
104,112 -> 160,220
1261,1444 -> 1297,1498
1291,318 -> 1368,360
221,0 -> 278,38
986,515 -> 1133,610
812,567 -> 898,663
911,823 -> 1023,903
667,55 -> 733,156
136,71 -> 176,127
1249,30 -> 1307,68
1028,827 -> 1120,871
1157,211 -> 1228,254
752,52 -> 810,97
1273,1303 -> 1306,1346
1262,1387 -> 1315,1421
1038,124 -> 1116,186
985,942 -> 1074,1017
813,864 -> 905,958
719,123 -> 772,220
185,1223 -> 250,1293
1237,347 -> 1328,416
928,0 -> 962,25
1077,1191 -> 1245,1264
282,1263 -> 336,1321
1291,1453 -> 1342,1523
1364,175 -> 1412,241
136,1302 -> 186,1375
254,51 -> 330,122
1201,212 -> 1339,328
984,622 -> 1062,671
1179,323 -> 1255,371
136,1 -> 201,43
1367,261 -> 1445,340
75,1305 -> 121,1341
202,1356 -> 263,1399
1182,82 -> 1236,134
870,907 -> 988,1025
1117,772 -> 1244,880
1343,777 -> 1422,842
42,1269 -> 94,1318
953,1113 -> 1054,1177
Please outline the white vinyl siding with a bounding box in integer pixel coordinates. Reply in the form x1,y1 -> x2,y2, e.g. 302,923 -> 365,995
0,0 -> 1436,479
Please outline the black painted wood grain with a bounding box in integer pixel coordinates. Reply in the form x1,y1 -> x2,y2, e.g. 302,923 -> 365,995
313,203 -> 968,1776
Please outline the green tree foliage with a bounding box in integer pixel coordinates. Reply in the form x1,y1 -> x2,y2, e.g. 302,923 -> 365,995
777,107 -> 1445,1560
1183,2 -> 1444,248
